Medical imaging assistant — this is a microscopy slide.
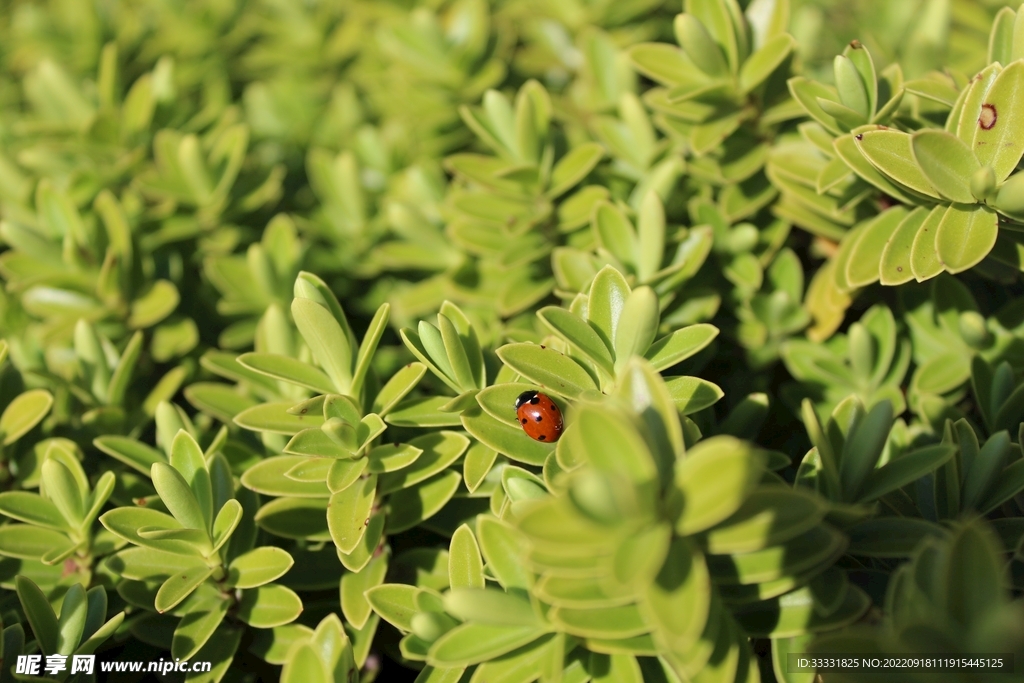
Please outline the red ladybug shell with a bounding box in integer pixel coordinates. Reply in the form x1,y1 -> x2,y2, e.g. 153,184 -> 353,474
515,391 -> 563,443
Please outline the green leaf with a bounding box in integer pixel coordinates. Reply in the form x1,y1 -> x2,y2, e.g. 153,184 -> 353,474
94,435 -> 166,475
235,401 -> 326,435
342,554 -> 388,630
663,377 -> 724,416
170,430 -> 213,526
292,297 -> 352,394
834,54 -> 869,118
944,521 -> 1004,630
42,458 -> 84,528
614,287 -> 660,371
463,443 -> 498,494
372,363 -> 427,415
242,456 -> 330,497
910,204 -> 947,282
858,444 -> 955,503
386,470 -> 463,534
733,584 -> 871,637
366,584 -> 420,631
537,307 -> 614,374
833,133 -> 916,204
855,130 -> 941,199
387,397 -> 465,428
228,547 -> 294,589
739,34 -> 795,93
935,204 -> 999,274
846,208 -> 907,288
477,516 -> 532,590
496,343 -> 597,399
838,400 -> 893,501
100,507 -> 200,556
353,303 -> 391,397
172,601 -> 229,660
462,404 -> 553,466
704,487 -> 827,554
16,575 -> 59,654
367,443 -> 423,474
108,547 -> 205,581
449,524 -> 485,589
675,13 -> 729,77
255,497 -> 331,541
645,325 -> 718,371
548,143 -> 604,199
0,389 -> 53,445
152,462 -> 208,534
588,267 -> 631,350
549,602 -> 648,639
428,623 -> 547,668
237,585 -> 303,628
129,279 -> 179,329
641,538 -> 710,650
672,436 -> 765,535
0,492 -> 68,531
379,431 -> 471,494
963,431 -> 1012,511
283,643 -> 331,683
911,130 -> 979,203
328,474 -> 377,554
238,353 -> 337,394
880,207 -> 929,285
155,564 -> 215,613
971,61 -> 1024,182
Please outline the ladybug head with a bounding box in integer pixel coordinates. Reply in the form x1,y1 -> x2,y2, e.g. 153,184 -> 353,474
515,390 -> 539,409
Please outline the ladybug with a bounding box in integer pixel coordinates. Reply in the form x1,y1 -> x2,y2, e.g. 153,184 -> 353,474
515,390 -> 563,443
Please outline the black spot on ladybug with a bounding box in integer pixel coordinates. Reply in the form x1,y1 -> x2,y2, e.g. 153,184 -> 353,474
538,434 -> 546,441
980,104 -> 997,130
521,418 -> 528,424
535,415 -> 543,422
530,395 -> 539,404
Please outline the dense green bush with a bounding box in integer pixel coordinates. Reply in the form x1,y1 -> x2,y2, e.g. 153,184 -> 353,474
1,0 -> 1024,681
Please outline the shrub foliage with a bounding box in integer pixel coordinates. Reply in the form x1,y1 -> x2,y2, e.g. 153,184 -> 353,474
1,0 -> 1024,682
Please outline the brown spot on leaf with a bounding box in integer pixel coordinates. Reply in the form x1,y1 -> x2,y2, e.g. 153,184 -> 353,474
896,266 -> 903,272
135,498 -> 148,506
539,345 -> 546,349
364,518 -> 370,526
855,134 -> 863,140
980,104 -> 997,130
850,39 -> 863,49
876,125 -> 888,130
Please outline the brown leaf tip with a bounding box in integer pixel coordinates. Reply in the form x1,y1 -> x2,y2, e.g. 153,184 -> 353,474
849,39 -> 863,49
980,104 -> 997,130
